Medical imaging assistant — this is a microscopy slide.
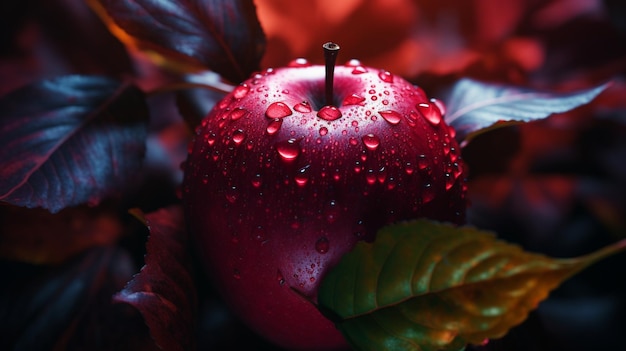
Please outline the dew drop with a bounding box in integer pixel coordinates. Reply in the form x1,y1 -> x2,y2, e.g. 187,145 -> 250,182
430,97 -> 447,116
253,226 -> 267,242
294,101 -> 312,113
232,129 -> 245,145
251,173 -> 262,188
277,270 -> 286,286
379,110 -> 402,125
445,173 -> 454,190
266,119 -> 283,135
406,111 -> 419,127
349,137 -> 358,146
282,89 -> 290,94
288,58 -> 311,67
276,139 -> 300,161
319,127 -> 328,136
345,59 -> 361,66
218,96 -> 232,109
232,84 -> 250,99
453,162 -> 464,179
378,70 -> 394,83
295,165 -> 310,187
225,186 -> 238,203
417,154 -> 429,170
229,107 -> 249,121
365,169 -> 376,184
351,66 -> 368,74
342,94 -> 366,106
405,162 -> 415,175
377,167 -> 387,183
362,134 -> 380,150
266,102 -> 293,119
422,183 -> 435,204
417,102 -> 442,126
317,106 -> 342,121
315,237 -> 330,254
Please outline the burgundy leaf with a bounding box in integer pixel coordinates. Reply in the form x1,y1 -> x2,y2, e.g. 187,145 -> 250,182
92,0 -> 266,83
0,204 -> 125,265
114,205 -> 197,351
444,78 -> 608,144
0,75 -> 149,213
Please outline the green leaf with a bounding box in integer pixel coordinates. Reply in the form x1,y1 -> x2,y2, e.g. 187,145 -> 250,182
318,220 -> 626,351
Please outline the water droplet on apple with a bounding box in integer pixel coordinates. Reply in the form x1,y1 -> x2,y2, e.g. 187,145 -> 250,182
295,165 -> 310,186
345,59 -> 361,66
365,169 -> 376,184
362,134 -> 380,150
342,94 -> 365,106
422,183 -> 435,203
294,101 -> 312,113
253,226 -> 267,242
445,173 -> 454,190
453,162 -> 463,179
277,270 -> 286,286
417,154 -> 429,170
378,70 -> 393,83
317,106 -> 342,121
218,96 -> 232,109
233,84 -> 250,99
276,139 -> 300,161
266,119 -> 283,135
288,58 -> 311,67
232,129 -> 245,145
319,127 -> 328,136
405,162 -> 415,175
349,137 -> 358,146
351,66 -> 368,74
229,107 -> 249,121
379,110 -> 402,125
266,102 -> 293,119
315,237 -> 329,254
225,186 -> 238,203
417,102 -> 442,126
430,97 -> 447,116
377,167 -> 387,183
206,132 -> 217,146
251,173 -> 262,188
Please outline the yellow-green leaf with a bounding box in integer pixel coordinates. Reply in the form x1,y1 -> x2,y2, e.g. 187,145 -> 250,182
318,220 -> 626,351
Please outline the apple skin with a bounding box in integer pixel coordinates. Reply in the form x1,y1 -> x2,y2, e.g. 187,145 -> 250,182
182,60 -> 467,350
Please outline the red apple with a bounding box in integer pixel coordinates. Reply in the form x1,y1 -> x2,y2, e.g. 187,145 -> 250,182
182,45 -> 467,350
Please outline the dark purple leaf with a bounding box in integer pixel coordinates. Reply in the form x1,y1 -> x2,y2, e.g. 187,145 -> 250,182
92,0 -> 266,83
0,247 -> 137,350
115,205 -> 197,351
0,75 -> 149,213
444,78 -> 608,144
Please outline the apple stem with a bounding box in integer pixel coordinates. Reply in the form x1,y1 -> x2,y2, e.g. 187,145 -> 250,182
323,42 -> 340,107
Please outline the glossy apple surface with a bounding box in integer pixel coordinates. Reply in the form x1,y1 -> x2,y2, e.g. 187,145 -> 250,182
182,59 -> 467,350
